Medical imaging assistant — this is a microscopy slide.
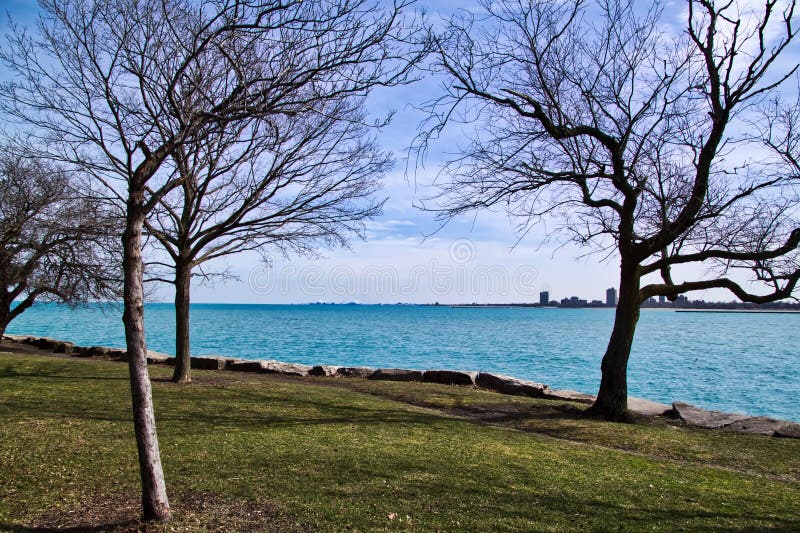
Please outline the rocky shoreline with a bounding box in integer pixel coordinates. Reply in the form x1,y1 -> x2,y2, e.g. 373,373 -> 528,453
3,333 -> 798,439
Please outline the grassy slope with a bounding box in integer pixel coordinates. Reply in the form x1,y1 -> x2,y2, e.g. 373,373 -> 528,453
0,352 -> 798,532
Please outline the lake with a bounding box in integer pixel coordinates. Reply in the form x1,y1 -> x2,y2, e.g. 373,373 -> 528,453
7,303 -> 799,422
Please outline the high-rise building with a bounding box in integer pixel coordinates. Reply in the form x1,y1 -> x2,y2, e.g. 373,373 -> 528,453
606,287 -> 617,307
539,291 -> 549,306
659,295 -> 666,304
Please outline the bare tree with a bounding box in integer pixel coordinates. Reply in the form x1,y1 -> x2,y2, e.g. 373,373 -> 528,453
0,148 -> 119,338
146,105 -> 389,384
419,0 -> 800,421
1,0 -> 423,520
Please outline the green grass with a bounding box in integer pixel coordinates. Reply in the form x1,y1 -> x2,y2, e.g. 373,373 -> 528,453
1,352 -> 798,532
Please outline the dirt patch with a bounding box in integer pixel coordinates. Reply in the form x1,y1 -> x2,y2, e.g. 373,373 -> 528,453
4,491 -> 313,532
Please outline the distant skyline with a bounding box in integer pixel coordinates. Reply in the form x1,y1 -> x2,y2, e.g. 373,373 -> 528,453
1,0 -> 785,304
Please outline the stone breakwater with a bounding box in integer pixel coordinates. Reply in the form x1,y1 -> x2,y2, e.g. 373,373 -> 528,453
3,333 -> 798,438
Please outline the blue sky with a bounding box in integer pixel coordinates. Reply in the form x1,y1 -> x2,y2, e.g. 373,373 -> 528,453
3,0 -> 792,304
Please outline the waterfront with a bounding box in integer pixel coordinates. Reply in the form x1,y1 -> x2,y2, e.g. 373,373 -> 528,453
7,302 -> 799,421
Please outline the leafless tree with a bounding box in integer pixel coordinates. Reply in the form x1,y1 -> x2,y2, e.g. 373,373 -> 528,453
418,0 -> 800,421
1,0 -> 423,520
0,148 -> 120,338
147,105 -> 389,384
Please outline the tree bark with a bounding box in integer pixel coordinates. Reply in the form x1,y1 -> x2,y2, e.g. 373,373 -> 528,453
171,260 -> 192,383
586,259 -> 641,422
0,313 -> 9,339
122,192 -> 171,521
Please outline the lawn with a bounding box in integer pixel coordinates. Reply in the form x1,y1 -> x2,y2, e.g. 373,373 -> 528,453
0,351 -> 798,532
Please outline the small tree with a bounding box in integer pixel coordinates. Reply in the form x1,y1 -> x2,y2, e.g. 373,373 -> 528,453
2,0 -> 423,520
420,0 -> 800,421
0,149 -> 119,338
147,108 -> 388,383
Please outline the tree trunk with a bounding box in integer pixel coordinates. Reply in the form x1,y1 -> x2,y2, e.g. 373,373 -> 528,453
586,260 -> 641,422
0,312 -> 9,339
171,260 -> 192,383
122,194 -> 171,522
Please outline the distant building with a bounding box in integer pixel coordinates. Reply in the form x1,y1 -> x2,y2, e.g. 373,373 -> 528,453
606,287 -> 617,307
539,291 -> 549,306
659,295 -> 666,304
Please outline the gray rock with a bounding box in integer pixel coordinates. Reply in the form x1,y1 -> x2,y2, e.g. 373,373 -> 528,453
335,366 -> 375,378
87,346 -> 112,356
369,368 -> 424,382
228,360 -> 268,373
423,370 -> 477,386
146,351 -> 171,365
725,416 -> 788,436
309,365 -> 340,377
775,423 -> 800,439
542,389 -> 594,403
224,358 -> 248,370
672,402 -> 748,429
263,361 -> 312,376
190,356 -> 228,370
475,372 -> 516,392
53,341 -> 76,354
107,349 -> 128,360
476,372 -> 549,397
32,337 -> 61,350
627,397 -> 672,416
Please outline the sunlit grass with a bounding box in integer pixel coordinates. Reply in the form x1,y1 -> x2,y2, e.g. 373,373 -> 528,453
1,352 -> 798,531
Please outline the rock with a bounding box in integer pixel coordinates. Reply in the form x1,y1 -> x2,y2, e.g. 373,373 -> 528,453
543,389 -> 595,404
335,366 -> 375,378
309,365 -> 340,377
627,397 -> 672,416
724,416 -> 788,436
107,349 -> 128,360
53,341 -> 76,354
224,359 -> 248,370
32,337 -> 61,350
146,351 -> 171,365
476,372 -> 549,397
228,360 -> 268,373
262,361 -> 312,376
87,346 -> 111,356
774,423 -> 800,439
190,356 -> 228,370
672,402 -> 748,429
423,370 -> 477,386
369,368 -> 424,382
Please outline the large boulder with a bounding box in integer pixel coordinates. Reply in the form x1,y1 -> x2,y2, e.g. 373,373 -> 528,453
190,356 -> 228,370
476,372 -> 549,397
335,367 -> 375,378
627,397 -> 672,416
263,361 -> 312,376
309,365 -> 341,377
369,368 -> 424,382
671,402 -> 748,429
86,346 -> 112,356
53,341 -> 76,354
775,423 -> 800,439
228,360 -> 268,373
423,370 -> 477,386
146,351 -> 171,365
542,389 -> 594,404
32,337 -> 61,350
107,349 -> 128,360
725,416 -> 791,436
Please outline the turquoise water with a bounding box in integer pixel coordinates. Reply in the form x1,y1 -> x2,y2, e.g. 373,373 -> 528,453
6,303 -> 799,422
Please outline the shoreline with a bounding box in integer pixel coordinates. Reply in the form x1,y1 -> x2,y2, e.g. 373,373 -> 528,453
3,332 -> 798,438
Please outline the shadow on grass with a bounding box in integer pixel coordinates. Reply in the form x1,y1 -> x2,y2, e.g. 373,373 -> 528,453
0,520 -> 139,532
